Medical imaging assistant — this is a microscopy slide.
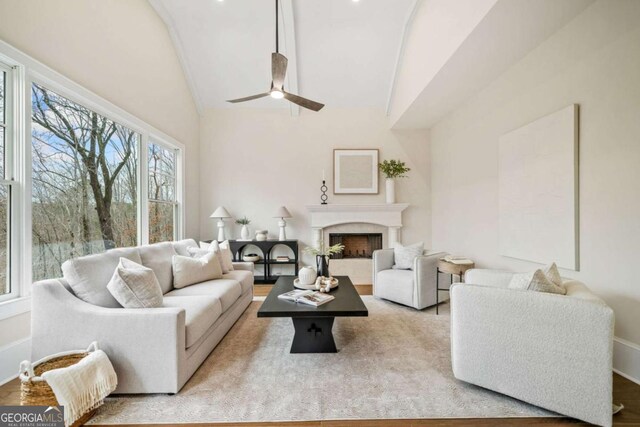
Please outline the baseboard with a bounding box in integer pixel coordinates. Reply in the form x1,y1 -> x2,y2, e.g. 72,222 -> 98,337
613,336 -> 640,385
0,337 -> 31,386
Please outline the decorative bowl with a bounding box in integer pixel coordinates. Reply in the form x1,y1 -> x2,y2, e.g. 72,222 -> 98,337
242,254 -> 261,262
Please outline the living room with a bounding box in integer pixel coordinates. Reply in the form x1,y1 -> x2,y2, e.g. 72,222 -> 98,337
0,0 -> 639,426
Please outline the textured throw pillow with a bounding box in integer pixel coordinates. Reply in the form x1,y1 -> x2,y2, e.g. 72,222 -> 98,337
542,262 -> 563,287
106,258 -> 163,308
393,242 -> 424,270
199,241 -> 229,273
187,247 -> 224,273
172,251 -> 223,289
508,269 -> 566,295
218,240 -> 235,272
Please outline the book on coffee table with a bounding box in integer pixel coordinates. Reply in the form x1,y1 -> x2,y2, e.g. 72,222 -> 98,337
278,290 -> 335,307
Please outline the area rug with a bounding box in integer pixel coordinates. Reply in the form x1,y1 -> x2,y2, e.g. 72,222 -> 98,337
89,297 -> 554,424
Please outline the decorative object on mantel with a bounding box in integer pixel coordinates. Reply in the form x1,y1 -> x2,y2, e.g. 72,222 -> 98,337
210,206 -> 232,242
305,241 -> 345,277
297,265 -> 318,286
273,206 -> 292,241
333,149 -> 379,194
320,170 -> 328,204
235,216 -> 252,241
255,230 -> 269,241
379,159 -> 411,204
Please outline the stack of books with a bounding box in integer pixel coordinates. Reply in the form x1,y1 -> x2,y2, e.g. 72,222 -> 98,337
278,290 -> 335,307
275,256 -> 290,262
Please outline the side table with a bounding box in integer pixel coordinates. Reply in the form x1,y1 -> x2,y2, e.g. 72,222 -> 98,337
436,259 -> 475,315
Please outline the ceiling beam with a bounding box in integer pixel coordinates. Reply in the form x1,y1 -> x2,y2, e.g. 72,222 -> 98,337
148,0 -> 204,115
385,0 -> 420,117
280,0 -> 300,116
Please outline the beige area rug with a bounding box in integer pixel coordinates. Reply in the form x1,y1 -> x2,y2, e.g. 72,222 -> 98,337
90,296 -> 554,424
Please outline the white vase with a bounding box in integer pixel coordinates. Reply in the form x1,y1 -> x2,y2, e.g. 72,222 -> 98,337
298,266 -> 317,286
240,225 -> 250,240
385,178 -> 395,204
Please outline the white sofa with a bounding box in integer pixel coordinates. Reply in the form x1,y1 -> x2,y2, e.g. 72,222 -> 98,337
372,249 -> 447,310
450,269 -> 614,427
31,239 -> 253,394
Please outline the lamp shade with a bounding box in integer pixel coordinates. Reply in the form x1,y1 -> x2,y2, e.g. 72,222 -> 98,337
210,206 -> 232,218
273,206 -> 292,218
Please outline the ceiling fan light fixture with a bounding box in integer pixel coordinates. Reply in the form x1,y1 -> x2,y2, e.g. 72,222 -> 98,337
270,89 -> 284,99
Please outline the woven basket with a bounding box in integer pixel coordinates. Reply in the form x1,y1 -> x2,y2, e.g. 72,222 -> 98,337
19,342 -> 100,427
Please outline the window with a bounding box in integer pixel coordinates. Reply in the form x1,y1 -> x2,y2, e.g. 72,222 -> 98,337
148,143 -> 177,244
0,61 -> 14,300
31,83 -> 139,280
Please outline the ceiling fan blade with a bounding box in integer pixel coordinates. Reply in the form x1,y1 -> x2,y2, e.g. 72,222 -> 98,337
283,92 -> 324,112
272,52 -> 288,90
227,93 -> 270,103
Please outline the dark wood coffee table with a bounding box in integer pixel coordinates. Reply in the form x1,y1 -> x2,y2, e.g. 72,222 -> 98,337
257,276 -> 368,353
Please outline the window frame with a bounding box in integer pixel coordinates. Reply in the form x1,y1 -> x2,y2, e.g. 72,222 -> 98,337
0,40 -> 185,315
147,140 -> 180,243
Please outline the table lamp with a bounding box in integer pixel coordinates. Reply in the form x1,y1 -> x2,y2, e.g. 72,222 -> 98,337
210,206 -> 232,242
273,206 -> 292,241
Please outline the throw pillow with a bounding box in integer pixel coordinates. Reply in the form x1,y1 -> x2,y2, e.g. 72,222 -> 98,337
106,258 -> 163,308
218,240 -> 235,272
199,241 -> 229,273
393,242 -> 424,270
172,251 -> 223,289
542,262 -> 563,287
187,247 -> 224,272
508,269 -> 566,295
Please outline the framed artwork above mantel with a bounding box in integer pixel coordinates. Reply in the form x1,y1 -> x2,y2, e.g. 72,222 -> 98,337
333,149 -> 379,194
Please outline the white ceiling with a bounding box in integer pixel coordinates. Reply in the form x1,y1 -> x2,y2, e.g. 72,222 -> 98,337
150,0 -> 415,111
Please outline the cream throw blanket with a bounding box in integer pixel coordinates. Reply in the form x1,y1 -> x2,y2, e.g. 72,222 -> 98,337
41,343 -> 117,426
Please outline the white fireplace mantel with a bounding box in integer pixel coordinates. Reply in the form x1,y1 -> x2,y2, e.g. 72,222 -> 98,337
306,203 -> 409,248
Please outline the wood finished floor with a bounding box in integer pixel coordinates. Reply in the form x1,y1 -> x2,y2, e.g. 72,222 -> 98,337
1,283 -> 638,426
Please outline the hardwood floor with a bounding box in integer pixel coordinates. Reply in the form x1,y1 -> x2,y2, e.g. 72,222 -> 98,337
1,283 -> 638,426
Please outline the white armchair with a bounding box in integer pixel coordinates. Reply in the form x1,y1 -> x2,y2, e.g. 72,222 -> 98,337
372,249 -> 447,310
450,269 -> 614,427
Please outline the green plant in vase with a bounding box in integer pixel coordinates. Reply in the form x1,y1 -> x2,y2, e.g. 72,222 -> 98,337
378,159 -> 410,204
235,216 -> 252,240
304,241 -> 345,277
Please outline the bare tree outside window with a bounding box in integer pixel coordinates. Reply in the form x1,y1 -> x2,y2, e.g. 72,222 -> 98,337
148,143 -> 176,244
31,84 -> 139,280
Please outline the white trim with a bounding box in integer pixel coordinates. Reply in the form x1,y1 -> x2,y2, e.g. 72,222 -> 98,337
385,0 -> 420,116
280,0 -> 300,117
613,336 -> 640,385
148,0 -> 204,115
139,134 -> 150,245
0,296 -> 30,321
0,336 -> 31,386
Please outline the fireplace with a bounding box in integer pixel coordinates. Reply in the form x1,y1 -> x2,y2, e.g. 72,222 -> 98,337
329,233 -> 383,259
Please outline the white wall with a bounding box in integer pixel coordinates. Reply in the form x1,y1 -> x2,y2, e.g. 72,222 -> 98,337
429,0 -> 640,379
0,0 -> 200,379
388,0 -> 496,125
199,108 -> 430,268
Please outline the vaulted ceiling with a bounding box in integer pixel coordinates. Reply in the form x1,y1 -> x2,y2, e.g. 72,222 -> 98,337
149,0 -> 415,112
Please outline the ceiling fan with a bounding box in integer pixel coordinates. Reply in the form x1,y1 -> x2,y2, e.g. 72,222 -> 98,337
226,0 -> 325,112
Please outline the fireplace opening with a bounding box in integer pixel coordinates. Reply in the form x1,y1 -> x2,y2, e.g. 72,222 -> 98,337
329,233 -> 383,259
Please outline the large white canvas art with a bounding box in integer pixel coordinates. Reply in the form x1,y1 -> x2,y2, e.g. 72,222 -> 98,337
499,105 -> 579,270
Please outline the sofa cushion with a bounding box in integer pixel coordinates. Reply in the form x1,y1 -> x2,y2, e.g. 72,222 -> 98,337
162,295 -> 222,348
138,242 -> 176,294
107,258 -> 163,308
508,269 -> 566,295
223,270 -> 253,294
393,242 -> 424,270
172,239 -> 199,257
172,252 -> 223,289
376,269 -> 414,307
61,247 -> 142,307
165,279 -> 242,312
